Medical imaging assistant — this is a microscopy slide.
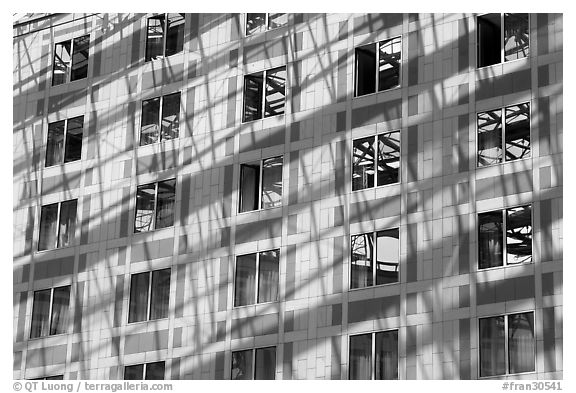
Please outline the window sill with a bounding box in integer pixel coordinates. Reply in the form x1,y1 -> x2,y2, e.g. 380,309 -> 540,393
476,56 -> 530,71
237,205 -> 282,215
353,84 -> 401,100
233,299 -> 279,309
240,112 -> 285,125
352,180 -> 400,193
476,155 -> 532,169
349,281 -> 400,292
36,244 -> 75,255
478,370 -> 536,379
127,317 -> 169,325
477,261 -> 533,272
28,331 -> 70,341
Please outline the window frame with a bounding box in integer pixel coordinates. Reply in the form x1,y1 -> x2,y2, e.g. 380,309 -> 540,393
476,13 -> 530,69
350,228 -> 400,290
128,268 -> 171,324
29,285 -> 71,339
145,13 -> 186,62
477,204 -> 533,270
231,346 -> 277,380
478,311 -> 536,378
124,361 -> 166,380
348,329 -> 399,380
139,92 -> 181,146
241,66 -> 287,123
45,116 -> 84,167
134,178 -> 176,233
37,199 -> 77,252
245,13 -> 288,36
354,35 -> 402,98
51,34 -> 90,86
351,130 -> 401,192
233,249 -> 280,307
238,155 -> 283,213
476,101 -> 531,168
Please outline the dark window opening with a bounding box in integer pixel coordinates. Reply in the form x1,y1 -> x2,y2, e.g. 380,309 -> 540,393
134,179 -> 176,233
140,92 -> 180,146
349,330 -> 398,380
355,37 -> 402,97
234,250 -> 279,307
30,285 -> 71,339
351,228 -> 399,289
246,13 -> 287,36
232,347 -> 276,380
52,35 -> 90,86
353,131 -> 400,191
128,269 -> 171,323
242,67 -> 286,122
239,156 -> 283,213
38,199 -> 77,251
146,13 -> 185,61
46,116 -> 84,167
477,13 -> 529,68
125,361 -> 165,380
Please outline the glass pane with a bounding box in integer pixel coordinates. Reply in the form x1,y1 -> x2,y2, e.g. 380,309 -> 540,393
264,67 -> 286,118
376,229 -> 399,285
349,334 -> 372,380
508,312 -> 535,374
134,183 -> 156,233
261,156 -> 283,209
375,330 -> 398,380
243,72 -> 264,122
38,203 -> 58,251
352,136 -> 375,191
64,116 -> 83,163
232,350 -> 253,379
30,289 -> 51,338
71,35 -> 89,81
160,93 -> 180,141
477,14 -> 502,67
351,233 -> 374,289
234,254 -> 257,306
53,40 -> 71,86
479,316 -> 506,377
124,364 -> 144,380
377,130 -> 400,186
505,103 -> 530,161
504,13 -> 529,62
44,375 -> 64,380
246,13 -> 266,36
477,109 -> 503,167
145,361 -> 166,380
257,250 -> 279,303
255,347 -> 276,380
506,205 -> 532,264
478,211 -> 504,269
239,162 -> 260,213
355,43 -> 376,96
378,37 -> 401,91
155,179 -> 176,229
150,269 -> 170,320
165,13 -> 185,57
146,15 -> 165,61
128,272 -> 150,323
140,97 -> 161,146
268,13 -> 288,29
58,199 -> 77,248
49,286 -> 70,335
45,120 -> 65,167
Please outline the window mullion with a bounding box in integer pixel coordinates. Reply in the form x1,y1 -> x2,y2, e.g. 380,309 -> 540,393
152,182 -> 159,230
504,314 -> 509,375
255,253 -> 260,304
258,160 -> 264,209
147,271 -> 153,320
501,14 -> 505,64
503,209 -> 507,267
47,288 -> 55,336
62,119 -> 68,163
163,14 -> 168,57
158,95 -> 163,142
68,39 -> 73,83
375,42 -> 380,92
372,332 -> 376,380
262,70 -> 267,120
372,231 -> 377,286
502,108 -> 506,163
55,202 -> 62,249
143,363 -> 148,379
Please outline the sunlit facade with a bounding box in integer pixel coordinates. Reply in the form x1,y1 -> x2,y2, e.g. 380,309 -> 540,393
13,13 -> 562,380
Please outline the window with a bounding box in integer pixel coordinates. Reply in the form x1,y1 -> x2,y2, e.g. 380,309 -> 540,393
352,131 -> 400,191
477,13 -> 529,68
479,311 -> 535,377
351,229 -> 399,289
477,103 -> 530,167
242,66 -> 286,122
231,347 -> 276,380
32,376 -> 64,380
478,205 -> 532,269
234,250 -> 279,307
30,285 -> 71,339
239,156 -> 283,213
52,35 -> 89,86
45,116 -> 84,167
245,13 -> 287,36
354,36 -> 401,97
124,361 -> 165,380
140,92 -> 181,146
134,179 -> 176,233
128,269 -> 170,323
349,330 -> 398,380
38,199 -> 77,251
145,14 -> 185,61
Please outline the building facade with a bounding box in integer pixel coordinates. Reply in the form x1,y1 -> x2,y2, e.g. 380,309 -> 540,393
13,13 -> 563,380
